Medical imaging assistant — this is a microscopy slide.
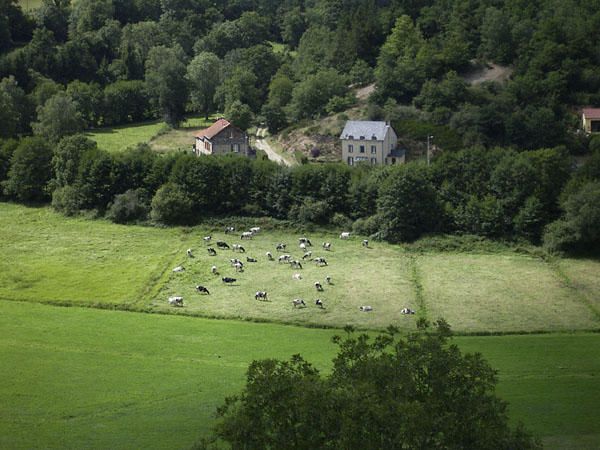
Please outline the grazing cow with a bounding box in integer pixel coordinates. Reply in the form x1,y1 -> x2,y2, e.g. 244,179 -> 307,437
172,266 -> 185,273
299,242 -> 306,251
313,257 -> 328,266
255,291 -> 268,301
292,298 -> 306,308
211,265 -> 218,275
322,242 -> 331,251
290,260 -> 303,269
359,305 -> 373,312
299,237 -> 312,246
241,231 -> 253,239
207,248 -> 217,256
314,281 -> 323,291
216,241 -> 230,249
401,307 -> 416,315
203,236 -> 212,243
340,232 -> 350,239
302,251 -> 312,260
230,258 -> 243,266
234,262 -> 244,272
276,243 -> 286,251
278,254 -> 291,263
187,248 -> 194,257
224,226 -> 235,234
222,277 -> 236,284
292,273 -> 302,280
325,275 -> 332,285
266,251 -> 274,261
315,299 -> 324,308
246,257 -> 257,262
232,244 -> 246,253
195,285 -> 210,294
168,296 -> 184,307
250,227 -> 261,234
362,239 -> 369,248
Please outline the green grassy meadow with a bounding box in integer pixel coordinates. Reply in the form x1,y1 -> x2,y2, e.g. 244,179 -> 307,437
1,301 -> 599,449
18,0 -> 43,10
1,204 -> 599,333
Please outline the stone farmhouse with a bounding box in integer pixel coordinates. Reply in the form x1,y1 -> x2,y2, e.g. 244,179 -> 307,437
340,120 -> 405,166
582,108 -> 600,133
194,118 -> 251,157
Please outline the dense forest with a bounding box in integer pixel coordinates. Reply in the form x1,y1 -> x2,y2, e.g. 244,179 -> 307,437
1,0 -> 600,253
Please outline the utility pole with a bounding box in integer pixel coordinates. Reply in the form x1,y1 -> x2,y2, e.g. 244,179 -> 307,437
427,135 -> 434,165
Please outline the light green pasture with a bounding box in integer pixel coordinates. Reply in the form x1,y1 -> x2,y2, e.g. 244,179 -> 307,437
0,203 -> 184,305
1,301 -> 599,449
420,253 -> 600,332
87,121 -> 165,153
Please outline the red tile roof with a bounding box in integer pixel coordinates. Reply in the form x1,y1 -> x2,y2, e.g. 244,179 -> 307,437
195,118 -> 231,139
582,108 -> 600,119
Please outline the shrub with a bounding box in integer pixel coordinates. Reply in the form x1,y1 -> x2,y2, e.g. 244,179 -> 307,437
150,183 -> 194,225
52,185 -> 84,216
106,188 -> 150,224
352,214 -> 382,236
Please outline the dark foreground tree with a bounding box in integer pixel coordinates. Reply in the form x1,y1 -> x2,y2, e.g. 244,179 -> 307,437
200,320 -> 540,450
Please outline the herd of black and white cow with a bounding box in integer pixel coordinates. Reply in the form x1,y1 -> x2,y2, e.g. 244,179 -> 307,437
167,227 -> 416,316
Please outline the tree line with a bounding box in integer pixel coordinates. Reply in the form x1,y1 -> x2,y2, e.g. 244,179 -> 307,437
1,134 -> 599,254
2,0 -> 600,152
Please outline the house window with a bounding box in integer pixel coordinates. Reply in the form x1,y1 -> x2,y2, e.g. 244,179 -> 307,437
231,144 -> 240,152
348,144 -> 353,153
391,158 -> 396,164
371,158 -> 376,164
592,120 -> 600,132
359,145 -> 365,153
347,156 -> 354,166
371,145 -> 376,154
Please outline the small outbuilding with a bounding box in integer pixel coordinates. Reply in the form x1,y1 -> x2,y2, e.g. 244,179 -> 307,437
582,108 -> 600,133
194,118 -> 251,156
340,120 -> 405,166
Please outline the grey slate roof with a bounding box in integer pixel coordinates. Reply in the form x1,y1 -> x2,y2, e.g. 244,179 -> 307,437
340,121 -> 390,141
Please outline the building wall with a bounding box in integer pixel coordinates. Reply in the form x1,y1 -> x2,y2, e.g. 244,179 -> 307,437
341,127 -> 399,166
583,114 -> 600,133
195,127 -> 250,156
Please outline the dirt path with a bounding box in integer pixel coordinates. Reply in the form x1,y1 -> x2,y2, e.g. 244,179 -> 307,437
254,127 -> 294,166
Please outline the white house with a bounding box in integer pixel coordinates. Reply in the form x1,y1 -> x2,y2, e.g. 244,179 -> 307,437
340,120 -> 404,166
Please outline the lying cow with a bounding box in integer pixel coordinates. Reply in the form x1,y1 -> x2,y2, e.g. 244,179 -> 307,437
241,231 -> 253,239
168,296 -> 184,307
203,236 -> 212,243
216,241 -> 230,249
255,291 -> 268,301
276,243 -> 286,251
195,285 -> 210,294
401,307 -> 416,315
292,298 -> 306,308
172,266 -> 185,273
359,305 -> 373,312
246,257 -> 257,262
292,273 -> 302,280
222,277 -> 237,284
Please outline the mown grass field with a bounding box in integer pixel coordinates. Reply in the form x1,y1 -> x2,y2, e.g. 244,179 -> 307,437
1,203 -> 599,333
1,301 -> 599,449
86,116 -> 218,154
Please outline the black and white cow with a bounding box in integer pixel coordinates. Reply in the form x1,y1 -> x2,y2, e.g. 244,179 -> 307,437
278,254 -> 291,263
203,236 -> 212,243
314,281 -> 323,291
187,248 -> 194,257
216,241 -> 230,249
340,232 -> 350,239
207,247 -> 217,256
172,266 -> 185,273
224,226 -> 235,234
401,307 -> 416,315
255,291 -> 268,301
315,299 -> 324,308
302,251 -> 312,260
250,227 -> 261,234
299,237 -> 312,246
292,298 -> 306,308
290,260 -> 303,269
168,296 -> 184,307
359,305 -> 373,312
276,243 -> 287,251
195,285 -> 210,294
362,239 -> 369,247
266,251 -> 274,261
222,277 -> 237,284
211,265 -> 218,275
325,275 -> 332,285
313,257 -> 328,266
322,242 -> 331,251
232,244 -> 246,253
241,231 -> 253,239
246,257 -> 257,262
